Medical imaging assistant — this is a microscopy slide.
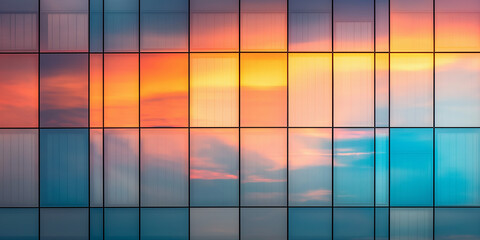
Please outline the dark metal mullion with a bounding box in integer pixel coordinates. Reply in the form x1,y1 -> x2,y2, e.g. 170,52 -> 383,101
331,0 -> 335,239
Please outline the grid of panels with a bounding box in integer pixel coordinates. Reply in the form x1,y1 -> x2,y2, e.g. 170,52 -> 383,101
1,0 -> 480,239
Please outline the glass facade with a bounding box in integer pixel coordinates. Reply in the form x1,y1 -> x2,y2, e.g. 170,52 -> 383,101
0,0 -> 479,239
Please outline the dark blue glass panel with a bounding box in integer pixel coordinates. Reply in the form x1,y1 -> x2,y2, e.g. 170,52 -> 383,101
40,129 -> 88,207
90,208 -> 103,240
140,208 -> 188,240
40,208 -> 89,240
241,208 -> 287,240
435,208 -> 480,240
105,208 -> 139,240
289,208 -> 332,240
391,128 -> 433,206
104,0 -> 139,52
333,208 -> 374,240
375,208 -> 388,240
90,0 -> 103,52
0,208 -> 38,240
190,208 -> 238,240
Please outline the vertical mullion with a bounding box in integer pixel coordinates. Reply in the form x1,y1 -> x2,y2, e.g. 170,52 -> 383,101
286,0 -> 289,238
238,0 -> 242,238
102,0 -> 105,239
373,0 -> 377,239
432,0 -> 436,238
138,0 -> 141,238
37,0 -> 41,238
88,0 -> 91,238
187,0 -> 191,239
387,0 -> 391,239
331,0 -> 335,239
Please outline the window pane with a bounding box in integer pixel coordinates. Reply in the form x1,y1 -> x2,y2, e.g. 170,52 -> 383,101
390,0 -> 433,51
390,53 -> 433,127
104,0 -> 138,52
390,208 -> 433,240
288,0 -> 331,51
140,53 -> 188,127
90,208 -> 103,240
436,128 -> 480,206
375,53 -> 389,127
0,54 -> 38,128
191,129 -> 239,206
104,208 -> 139,240
375,0 -> 389,51
104,129 -> 139,207
40,0 -> 88,52
375,128 -> 389,206
140,129 -> 188,207
334,128 -> 374,206
391,128 -> 433,206
289,128 -> 332,206
436,0 -> 480,51
435,53 -> 480,127
40,129 -> 88,207
334,0 -> 374,51
376,208 -> 389,240
190,53 -> 239,127
40,208 -> 88,240
90,0 -> 103,52
90,129 -> 103,207
141,208 -> 188,240
191,208 -> 239,240
240,53 -> 287,127
0,208 -> 38,240
333,208 -> 374,240
0,129 -> 38,207
241,0 -> 287,51
334,53 -> 374,127
40,54 -> 88,127
241,128 -> 287,206
190,0 -> 239,51
241,208 -> 287,240
140,0 -> 188,52
90,54 -> 103,127
435,208 -> 480,240
289,53 -> 332,127
0,0 -> 38,51
289,208 -> 332,240
104,54 -> 139,127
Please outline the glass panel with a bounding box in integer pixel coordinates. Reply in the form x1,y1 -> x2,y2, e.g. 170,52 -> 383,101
0,130 -> 38,207
390,128 -> 433,206
140,0 -> 188,52
241,0 -> 287,51
288,0 -> 331,51
0,54 -> 38,128
40,208 -> 89,240
289,128 -> 332,206
334,0 -> 374,51
90,208 -> 103,240
375,128 -> 389,206
104,0 -> 139,52
435,53 -> 480,127
104,129 -> 139,207
104,54 -> 139,127
40,0 -> 88,52
140,53 -> 188,127
0,0 -> 38,51
241,208 -> 287,240
333,208 -> 374,240
375,0 -> 389,51
390,0 -> 433,51
289,208 -> 332,240
40,129 -> 88,207
390,53 -> 433,127
390,208 -> 433,240
104,208 -> 139,240
375,208 -> 389,240
141,208 -> 188,240
140,129 -> 188,207
90,54 -> 103,128
90,129 -> 103,207
334,53 -> 374,127
334,128 -> 374,206
190,0 -> 239,52
435,208 -> 480,240
190,129 -> 239,206
241,128 -> 287,206
0,208 -> 38,240
90,0 -> 103,52
375,53 -> 389,127
289,53 -> 332,127
40,54 -> 88,127
435,128 -> 480,206
190,53 -> 239,127
436,0 -> 480,51
190,208 -> 239,240
240,53 -> 287,127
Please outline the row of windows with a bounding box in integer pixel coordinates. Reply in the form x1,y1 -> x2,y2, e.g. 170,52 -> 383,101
1,207 -> 479,240
1,128 -> 479,207
1,53 -> 479,128
1,0 -> 480,52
